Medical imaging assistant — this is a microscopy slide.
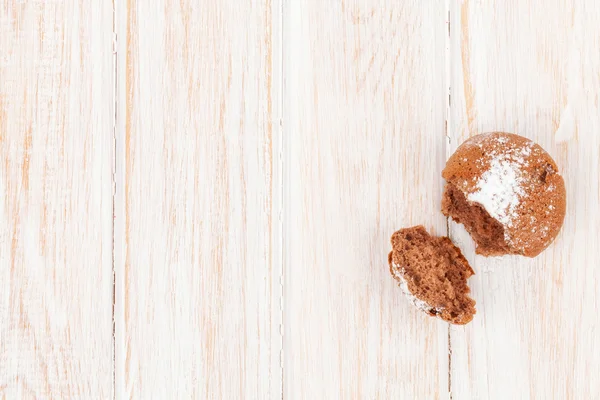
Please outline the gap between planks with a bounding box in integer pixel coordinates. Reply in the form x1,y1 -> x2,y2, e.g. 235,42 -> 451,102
444,1 -> 453,399
111,0 -> 118,398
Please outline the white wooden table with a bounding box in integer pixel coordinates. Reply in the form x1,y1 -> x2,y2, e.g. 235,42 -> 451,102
1,1 -> 599,399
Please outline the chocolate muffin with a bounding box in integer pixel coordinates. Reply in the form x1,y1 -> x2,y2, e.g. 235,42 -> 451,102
389,226 -> 476,325
442,132 -> 566,257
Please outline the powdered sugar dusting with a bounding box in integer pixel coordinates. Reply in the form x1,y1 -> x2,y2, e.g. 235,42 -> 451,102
466,140 -> 533,231
467,158 -> 525,227
391,263 -> 443,315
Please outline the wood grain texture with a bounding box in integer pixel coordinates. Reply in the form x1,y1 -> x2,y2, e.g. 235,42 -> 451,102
114,0 -> 282,398
449,1 -> 600,399
3,1 -> 599,398
284,2 -> 449,398
0,1 -> 114,398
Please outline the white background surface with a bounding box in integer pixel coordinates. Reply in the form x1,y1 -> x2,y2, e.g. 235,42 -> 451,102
1,1 -> 599,399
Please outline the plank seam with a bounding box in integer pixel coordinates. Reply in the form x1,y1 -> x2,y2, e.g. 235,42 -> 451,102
277,0 -> 285,398
444,1 -> 453,399
111,0 -> 118,398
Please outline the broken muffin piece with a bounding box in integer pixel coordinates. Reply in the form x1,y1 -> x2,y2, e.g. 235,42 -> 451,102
389,226 -> 476,325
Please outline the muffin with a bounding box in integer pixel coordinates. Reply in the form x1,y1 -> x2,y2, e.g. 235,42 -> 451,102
389,226 -> 476,325
442,132 -> 566,257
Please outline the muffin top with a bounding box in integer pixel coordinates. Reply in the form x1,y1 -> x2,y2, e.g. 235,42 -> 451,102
442,132 -> 566,257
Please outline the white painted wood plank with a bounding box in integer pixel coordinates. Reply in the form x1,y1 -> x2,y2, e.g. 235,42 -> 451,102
0,1 -> 114,398
114,0 -> 282,398
284,2 -> 449,398
449,1 -> 600,398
